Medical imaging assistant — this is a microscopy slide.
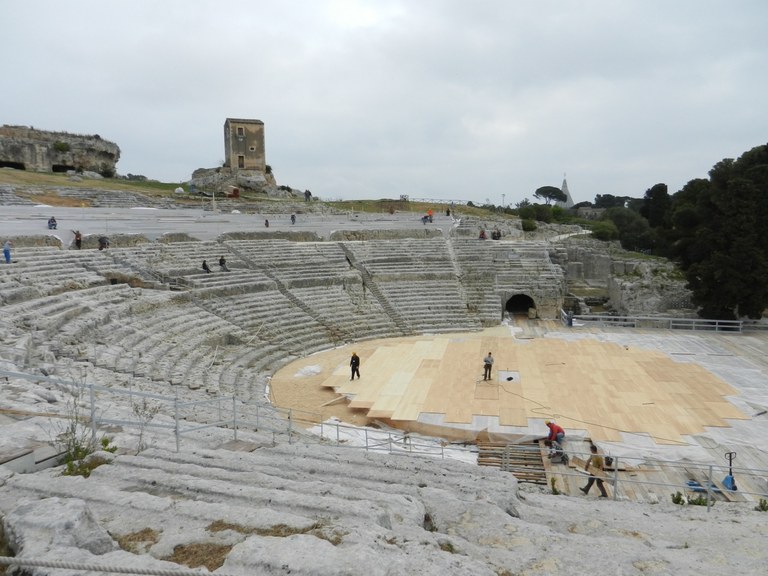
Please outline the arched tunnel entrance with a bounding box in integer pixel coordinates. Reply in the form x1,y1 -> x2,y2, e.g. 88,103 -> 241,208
505,294 -> 536,318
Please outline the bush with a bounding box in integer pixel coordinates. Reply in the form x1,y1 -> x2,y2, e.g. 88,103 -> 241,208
517,205 -> 535,220
534,204 -> 553,223
53,141 -> 71,153
521,219 -> 537,232
590,220 -> 619,241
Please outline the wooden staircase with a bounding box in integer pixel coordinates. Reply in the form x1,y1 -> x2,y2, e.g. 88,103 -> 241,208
477,441 -> 547,484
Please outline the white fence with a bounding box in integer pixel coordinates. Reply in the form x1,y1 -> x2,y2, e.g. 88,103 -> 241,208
561,310 -> 743,332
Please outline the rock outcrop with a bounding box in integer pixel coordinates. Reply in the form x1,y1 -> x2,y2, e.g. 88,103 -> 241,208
0,125 -> 120,176
189,166 -> 290,197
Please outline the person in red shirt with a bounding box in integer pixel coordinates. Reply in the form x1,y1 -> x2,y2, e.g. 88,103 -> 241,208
545,420 -> 565,444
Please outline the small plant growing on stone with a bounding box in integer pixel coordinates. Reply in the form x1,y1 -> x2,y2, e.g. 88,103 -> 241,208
687,494 -> 711,507
671,491 -> 685,505
101,436 -> 118,453
550,477 -> 561,495
131,396 -> 161,453
755,498 -> 768,512
56,382 -> 95,475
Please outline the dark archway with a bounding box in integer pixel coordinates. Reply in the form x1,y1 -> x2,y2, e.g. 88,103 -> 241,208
0,161 -> 25,170
505,294 -> 536,316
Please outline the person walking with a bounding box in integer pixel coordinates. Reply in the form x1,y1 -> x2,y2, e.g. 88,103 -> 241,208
350,352 -> 361,381
483,352 -> 494,381
580,444 -> 609,497
3,240 -> 12,264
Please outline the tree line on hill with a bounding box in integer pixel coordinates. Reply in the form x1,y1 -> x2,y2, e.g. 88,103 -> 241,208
499,143 -> 768,320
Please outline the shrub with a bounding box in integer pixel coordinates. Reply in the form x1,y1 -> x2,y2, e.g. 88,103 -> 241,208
521,219 -> 537,232
755,498 -> 768,512
550,477 -> 561,495
590,220 -> 619,241
53,141 -> 71,153
672,490 -> 711,506
517,205 -> 535,220
534,204 -> 552,223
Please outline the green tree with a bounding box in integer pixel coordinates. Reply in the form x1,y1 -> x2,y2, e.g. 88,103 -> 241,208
669,143 -> 768,319
533,186 -> 567,205
590,220 -> 619,241
534,204 -> 553,223
602,207 -> 655,252
594,194 -> 632,209
640,183 -> 671,229
517,205 -> 535,220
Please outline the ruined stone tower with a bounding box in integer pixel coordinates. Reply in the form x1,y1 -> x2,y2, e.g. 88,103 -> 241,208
223,118 -> 265,172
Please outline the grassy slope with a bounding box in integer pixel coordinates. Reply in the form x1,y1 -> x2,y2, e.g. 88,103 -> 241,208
0,168 -> 503,217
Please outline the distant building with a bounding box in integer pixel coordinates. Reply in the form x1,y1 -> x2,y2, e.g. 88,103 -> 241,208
223,118 -> 265,172
576,207 -> 605,220
555,176 -> 575,209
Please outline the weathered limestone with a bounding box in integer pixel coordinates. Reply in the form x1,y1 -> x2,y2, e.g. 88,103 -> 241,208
0,125 -> 120,175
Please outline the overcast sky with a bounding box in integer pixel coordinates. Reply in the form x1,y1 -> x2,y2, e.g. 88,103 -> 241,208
3,1 -> 767,206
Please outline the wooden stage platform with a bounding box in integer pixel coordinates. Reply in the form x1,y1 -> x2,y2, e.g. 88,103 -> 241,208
269,323 -> 750,446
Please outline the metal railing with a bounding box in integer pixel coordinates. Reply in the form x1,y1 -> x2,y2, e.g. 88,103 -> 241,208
3,369 -> 765,512
560,309 -> 743,332
0,369 -> 470,460
501,444 -> 768,512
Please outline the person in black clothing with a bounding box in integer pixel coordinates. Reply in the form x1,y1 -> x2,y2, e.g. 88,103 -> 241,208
483,352 -> 494,381
98,236 -> 109,250
202,260 -> 211,273
219,256 -> 229,272
73,230 -> 82,249
350,352 -> 361,380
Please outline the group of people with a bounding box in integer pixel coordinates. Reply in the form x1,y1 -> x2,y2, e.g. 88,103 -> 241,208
45,216 -> 87,250
482,349 -> 609,498
263,215 -> 297,228
543,420 -> 609,497
479,228 -> 502,240
202,256 -> 230,273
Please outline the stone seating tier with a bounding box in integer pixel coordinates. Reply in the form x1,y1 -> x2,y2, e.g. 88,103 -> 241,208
289,285 -> 401,341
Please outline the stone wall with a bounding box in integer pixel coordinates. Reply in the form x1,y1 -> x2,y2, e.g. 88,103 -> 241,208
562,238 -> 694,315
0,125 -> 120,175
